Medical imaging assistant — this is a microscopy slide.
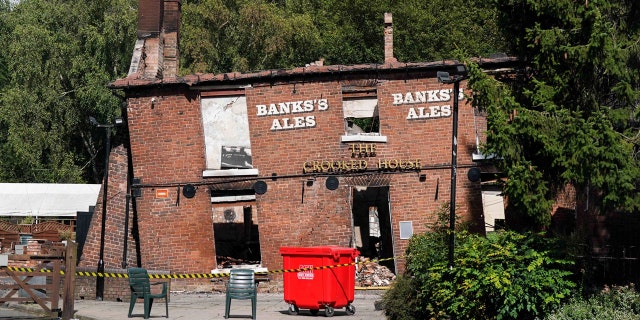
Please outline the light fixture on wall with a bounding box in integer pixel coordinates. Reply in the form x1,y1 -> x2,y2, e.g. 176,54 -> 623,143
132,178 -> 142,198
467,167 -> 481,182
182,184 -> 196,198
254,180 -> 268,194
326,176 -> 339,190
437,64 -> 468,269
89,116 -> 123,301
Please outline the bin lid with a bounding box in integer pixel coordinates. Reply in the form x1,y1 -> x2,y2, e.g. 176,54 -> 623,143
279,246 -> 359,258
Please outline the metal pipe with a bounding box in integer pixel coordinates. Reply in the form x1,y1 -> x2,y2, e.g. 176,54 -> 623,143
122,193 -> 130,269
448,80 -> 460,269
96,125 -> 110,301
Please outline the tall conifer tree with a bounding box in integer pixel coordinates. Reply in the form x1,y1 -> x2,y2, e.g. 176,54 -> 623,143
470,0 -> 640,228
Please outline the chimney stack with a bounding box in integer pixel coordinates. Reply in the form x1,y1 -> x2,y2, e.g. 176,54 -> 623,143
137,0 -> 162,38
384,13 -> 397,64
162,0 -> 181,78
130,0 -> 181,79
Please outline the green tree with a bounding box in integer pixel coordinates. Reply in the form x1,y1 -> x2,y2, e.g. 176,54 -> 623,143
180,0 -> 507,73
391,0 -> 506,62
180,0 -> 323,74
0,0 -> 137,183
469,1 -> 640,228
0,1 -> 11,89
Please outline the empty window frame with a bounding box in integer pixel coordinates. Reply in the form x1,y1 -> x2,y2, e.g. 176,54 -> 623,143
343,98 -> 380,136
201,96 -> 257,176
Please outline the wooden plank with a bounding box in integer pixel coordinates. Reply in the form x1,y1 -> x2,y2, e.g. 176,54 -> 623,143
0,275 -> 33,300
6,270 -> 51,312
0,297 -> 32,303
62,242 -> 77,320
51,260 -> 61,311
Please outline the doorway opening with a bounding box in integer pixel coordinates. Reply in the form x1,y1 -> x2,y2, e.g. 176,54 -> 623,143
351,186 -> 395,273
212,203 -> 261,268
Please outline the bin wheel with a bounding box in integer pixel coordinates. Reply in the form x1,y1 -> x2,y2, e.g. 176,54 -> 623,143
288,304 -> 299,315
310,309 -> 319,316
325,306 -> 335,317
346,304 -> 356,315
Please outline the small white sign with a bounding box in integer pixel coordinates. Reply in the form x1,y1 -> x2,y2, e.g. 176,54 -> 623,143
399,221 -> 413,239
297,264 -> 314,280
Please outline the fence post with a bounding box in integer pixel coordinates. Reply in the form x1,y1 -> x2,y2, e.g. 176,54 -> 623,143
62,241 -> 77,320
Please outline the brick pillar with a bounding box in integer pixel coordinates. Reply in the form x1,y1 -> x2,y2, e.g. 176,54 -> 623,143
134,0 -> 163,79
384,13 -> 397,64
162,0 -> 181,79
137,0 -> 162,38
78,144 -> 131,270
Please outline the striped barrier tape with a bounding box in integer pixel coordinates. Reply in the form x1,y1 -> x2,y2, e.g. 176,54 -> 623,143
3,256 -> 402,278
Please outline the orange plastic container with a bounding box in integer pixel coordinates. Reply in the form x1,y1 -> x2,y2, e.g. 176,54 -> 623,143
280,246 -> 360,317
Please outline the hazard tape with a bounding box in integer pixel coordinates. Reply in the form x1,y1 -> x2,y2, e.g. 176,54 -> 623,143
4,256 -> 402,279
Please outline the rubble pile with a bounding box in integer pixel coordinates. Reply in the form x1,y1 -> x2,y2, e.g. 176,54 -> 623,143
356,257 -> 396,287
216,256 -> 259,269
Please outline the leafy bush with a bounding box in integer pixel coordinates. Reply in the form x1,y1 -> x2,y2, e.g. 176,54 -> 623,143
381,275 -> 425,320
383,205 -> 576,320
544,285 -> 640,320
415,231 -> 575,319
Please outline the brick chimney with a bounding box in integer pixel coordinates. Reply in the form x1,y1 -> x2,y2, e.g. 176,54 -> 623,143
129,0 -> 181,79
384,13 -> 397,64
137,0 -> 162,38
162,0 -> 181,78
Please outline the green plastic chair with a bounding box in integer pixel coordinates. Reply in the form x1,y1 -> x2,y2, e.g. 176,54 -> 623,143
127,268 -> 168,319
224,269 -> 257,319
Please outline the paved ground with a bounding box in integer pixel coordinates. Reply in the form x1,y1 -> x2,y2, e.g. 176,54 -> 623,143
1,290 -> 387,320
0,307 -> 58,320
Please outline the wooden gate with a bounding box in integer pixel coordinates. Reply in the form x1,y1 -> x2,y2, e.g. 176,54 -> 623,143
0,242 -> 77,319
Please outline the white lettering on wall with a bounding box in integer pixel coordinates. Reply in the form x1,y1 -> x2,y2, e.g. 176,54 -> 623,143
406,105 -> 451,119
393,88 -> 464,120
270,116 -> 317,130
257,99 -> 328,131
392,89 -> 464,105
317,99 -> 329,111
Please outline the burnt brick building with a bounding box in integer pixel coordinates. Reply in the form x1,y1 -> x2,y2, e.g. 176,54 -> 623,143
78,0 -> 518,295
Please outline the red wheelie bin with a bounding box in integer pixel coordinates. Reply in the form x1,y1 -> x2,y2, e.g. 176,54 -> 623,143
279,246 -> 360,317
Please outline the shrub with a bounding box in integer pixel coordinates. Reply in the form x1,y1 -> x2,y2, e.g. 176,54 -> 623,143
382,203 -> 576,319
381,275 -> 425,320
544,285 -> 640,320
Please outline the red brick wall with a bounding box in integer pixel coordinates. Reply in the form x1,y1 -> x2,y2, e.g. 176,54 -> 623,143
79,145 -> 131,270
245,78 -> 484,274
162,0 -> 181,78
246,82 -> 351,271
124,88 -> 216,273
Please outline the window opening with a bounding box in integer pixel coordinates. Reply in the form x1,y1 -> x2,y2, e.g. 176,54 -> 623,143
343,98 -> 380,136
481,186 -> 506,233
201,96 -> 253,170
